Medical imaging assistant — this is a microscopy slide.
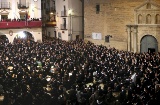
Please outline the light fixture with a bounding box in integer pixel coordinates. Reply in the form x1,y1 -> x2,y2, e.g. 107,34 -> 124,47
50,12 -> 53,14
68,9 -> 72,15
18,31 -> 26,38
21,10 -> 26,12
33,0 -> 38,2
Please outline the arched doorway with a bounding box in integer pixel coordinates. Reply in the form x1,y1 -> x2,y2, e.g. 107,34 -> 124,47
0,31 -> 9,44
140,35 -> 158,53
13,31 -> 34,43
0,35 -> 9,43
0,34 -> 9,51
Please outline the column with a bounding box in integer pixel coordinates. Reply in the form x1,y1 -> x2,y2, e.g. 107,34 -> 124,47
131,26 -> 134,52
126,25 -> 131,51
133,25 -> 138,53
11,0 -> 17,19
37,0 -> 41,19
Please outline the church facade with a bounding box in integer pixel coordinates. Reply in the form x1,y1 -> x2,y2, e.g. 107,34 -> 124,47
84,0 -> 160,53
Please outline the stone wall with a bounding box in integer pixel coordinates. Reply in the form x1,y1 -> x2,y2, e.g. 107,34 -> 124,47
84,0 -> 160,52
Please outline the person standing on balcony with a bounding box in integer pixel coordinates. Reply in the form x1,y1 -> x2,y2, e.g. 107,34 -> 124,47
25,11 -> 30,26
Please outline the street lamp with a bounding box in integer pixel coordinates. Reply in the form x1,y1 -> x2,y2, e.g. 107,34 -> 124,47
68,9 -> 72,15
50,12 -> 53,15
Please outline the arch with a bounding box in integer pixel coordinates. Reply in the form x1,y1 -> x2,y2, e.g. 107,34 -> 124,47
0,32 -> 9,43
146,14 -> 151,24
138,14 -> 142,24
13,31 -> 35,43
140,35 -> 158,53
155,14 -> 160,24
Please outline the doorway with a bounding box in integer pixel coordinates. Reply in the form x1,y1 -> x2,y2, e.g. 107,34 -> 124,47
13,31 -> 34,43
76,35 -> 79,40
148,48 -> 155,53
54,31 -> 56,38
0,35 -> 9,43
140,35 -> 158,53
0,35 -> 9,52
58,32 -> 61,39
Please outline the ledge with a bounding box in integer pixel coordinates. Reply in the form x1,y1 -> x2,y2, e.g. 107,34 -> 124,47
0,21 -> 42,29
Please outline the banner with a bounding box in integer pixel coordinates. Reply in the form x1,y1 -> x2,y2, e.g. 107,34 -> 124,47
92,32 -> 102,40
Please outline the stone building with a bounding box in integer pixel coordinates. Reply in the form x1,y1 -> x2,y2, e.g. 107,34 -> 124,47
84,0 -> 160,53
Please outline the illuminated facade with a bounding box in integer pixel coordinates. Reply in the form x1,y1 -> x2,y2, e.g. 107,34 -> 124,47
41,0 -> 56,39
41,0 -> 83,41
0,0 -> 42,43
55,0 -> 83,41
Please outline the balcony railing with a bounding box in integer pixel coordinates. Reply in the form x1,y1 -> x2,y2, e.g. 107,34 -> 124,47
45,20 -> 56,27
0,2 -> 10,9
50,7 -> 56,12
45,7 -> 56,14
17,2 -> 29,9
60,24 -> 67,30
45,8 -> 50,14
0,19 -> 42,29
61,11 -> 67,17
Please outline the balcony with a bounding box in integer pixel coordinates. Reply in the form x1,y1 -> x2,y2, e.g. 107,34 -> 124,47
45,20 -> 56,27
45,7 -> 56,14
0,2 -> 10,9
0,19 -> 42,29
50,7 -> 56,13
61,11 -> 67,17
45,8 -> 50,14
17,2 -> 29,9
60,24 -> 67,30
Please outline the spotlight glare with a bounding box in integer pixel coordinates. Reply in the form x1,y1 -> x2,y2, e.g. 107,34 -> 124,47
18,32 -> 26,38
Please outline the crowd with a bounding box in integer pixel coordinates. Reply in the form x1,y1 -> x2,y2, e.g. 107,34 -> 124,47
0,38 -> 160,105
0,18 -> 41,22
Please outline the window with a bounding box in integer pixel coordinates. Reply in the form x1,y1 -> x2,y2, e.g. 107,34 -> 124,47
19,13 -> 26,20
1,2 -> 9,8
1,15 -> 8,20
155,14 -> 160,24
41,2 -> 44,10
58,32 -> 61,39
19,0 -> 27,7
63,18 -> 66,29
96,4 -> 100,14
44,3 -> 46,9
146,14 -> 151,24
146,3 -> 151,9
48,32 -> 50,37
64,5 -> 66,16
138,14 -> 142,24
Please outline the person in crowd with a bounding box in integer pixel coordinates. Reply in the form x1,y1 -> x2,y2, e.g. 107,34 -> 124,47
0,37 -> 160,105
